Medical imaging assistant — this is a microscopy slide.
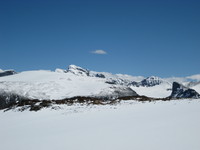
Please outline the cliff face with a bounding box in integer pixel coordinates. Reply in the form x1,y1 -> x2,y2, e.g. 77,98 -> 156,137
170,82 -> 200,98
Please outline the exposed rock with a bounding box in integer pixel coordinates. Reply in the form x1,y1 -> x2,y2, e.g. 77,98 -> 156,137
67,65 -> 89,76
128,81 -> 140,87
95,73 -> 105,78
0,91 -> 25,109
105,80 -> 118,85
0,70 -> 16,77
129,76 -> 168,87
170,82 -> 200,98
140,76 -> 163,87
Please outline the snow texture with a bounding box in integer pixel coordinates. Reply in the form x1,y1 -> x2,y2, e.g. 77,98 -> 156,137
130,83 -> 171,98
0,70 -> 134,100
0,99 -> 200,150
0,65 -> 199,99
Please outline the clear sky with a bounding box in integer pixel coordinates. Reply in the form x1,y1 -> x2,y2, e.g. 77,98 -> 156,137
0,0 -> 200,77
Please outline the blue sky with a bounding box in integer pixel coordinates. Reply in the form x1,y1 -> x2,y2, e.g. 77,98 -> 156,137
0,0 -> 200,77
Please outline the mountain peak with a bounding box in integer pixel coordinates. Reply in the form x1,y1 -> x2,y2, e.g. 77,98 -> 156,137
170,82 -> 200,98
68,64 -> 82,69
67,65 -> 89,76
140,76 -> 164,87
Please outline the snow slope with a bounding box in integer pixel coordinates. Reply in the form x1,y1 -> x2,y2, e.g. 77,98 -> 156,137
0,65 -> 199,99
191,83 -> 200,94
0,99 -> 200,150
0,70 -> 113,100
130,83 -> 172,98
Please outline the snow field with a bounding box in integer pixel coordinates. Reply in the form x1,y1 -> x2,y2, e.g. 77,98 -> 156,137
0,99 -> 200,150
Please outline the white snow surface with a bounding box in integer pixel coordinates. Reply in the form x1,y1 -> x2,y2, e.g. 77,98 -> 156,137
0,99 -> 200,150
90,70 -> 144,84
0,65 -> 199,99
130,83 -> 172,98
191,83 -> 200,94
0,70 -> 113,100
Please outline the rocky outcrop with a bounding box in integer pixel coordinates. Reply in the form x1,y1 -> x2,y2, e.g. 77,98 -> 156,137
67,65 -> 89,76
170,82 -> 200,98
94,73 -> 105,78
140,76 -> 163,87
0,70 -> 16,77
0,92 -> 25,109
129,76 -> 168,87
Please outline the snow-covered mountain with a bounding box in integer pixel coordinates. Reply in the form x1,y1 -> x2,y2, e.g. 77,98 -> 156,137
0,65 -> 200,104
128,76 -> 172,98
64,65 -> 144,85
0,67 -> 138,101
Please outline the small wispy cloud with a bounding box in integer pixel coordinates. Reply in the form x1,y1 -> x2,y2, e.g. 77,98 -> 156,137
187,74 -> 200,81
91,50 -> 107,55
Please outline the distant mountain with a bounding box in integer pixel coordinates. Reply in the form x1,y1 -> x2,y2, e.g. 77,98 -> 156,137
170,82 -> 200,98
0,69 -> 16,77
0,64 -> 199,107
67,65 -> 90,76
186,81 -> 200,94
66,65 -> 172,88
57,65 -> 143,86
129,76 -> 170,87
140,76 -> 164,87
187,81 -> 200,87
0,66 -> 138,101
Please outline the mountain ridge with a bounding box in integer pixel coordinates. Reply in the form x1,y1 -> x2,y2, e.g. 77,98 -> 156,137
0,64 -> 200,108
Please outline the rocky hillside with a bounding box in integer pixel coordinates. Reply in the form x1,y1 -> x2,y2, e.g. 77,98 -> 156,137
170,82 -> 200,98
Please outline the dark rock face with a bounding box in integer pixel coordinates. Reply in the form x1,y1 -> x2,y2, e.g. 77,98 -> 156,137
140,76 -> 163,87
170,82 -> 200,98
128,81 -> 139,87
0,70 -> 16,77
95,73 -> 105,78
0,92 -> 23,109
129,76 -> 164,87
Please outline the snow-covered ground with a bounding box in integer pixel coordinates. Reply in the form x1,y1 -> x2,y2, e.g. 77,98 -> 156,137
0,69 -> 171,99
0,65 -> 200,99
0,99 -> 200,150
191,84 -> 200,94
130,83 -> 171,98
0,70 -> 112,99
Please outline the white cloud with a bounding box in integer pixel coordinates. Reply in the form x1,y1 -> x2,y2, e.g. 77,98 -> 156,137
187,74 -> 200,81
164,77 -> 188,83
91,50 -> 107,55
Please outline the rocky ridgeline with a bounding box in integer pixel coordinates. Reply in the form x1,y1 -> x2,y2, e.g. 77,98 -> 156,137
57,65 -> 170,87
170,82 -> 200,98
0,70 -> 16,77
1,65 -> 200,111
